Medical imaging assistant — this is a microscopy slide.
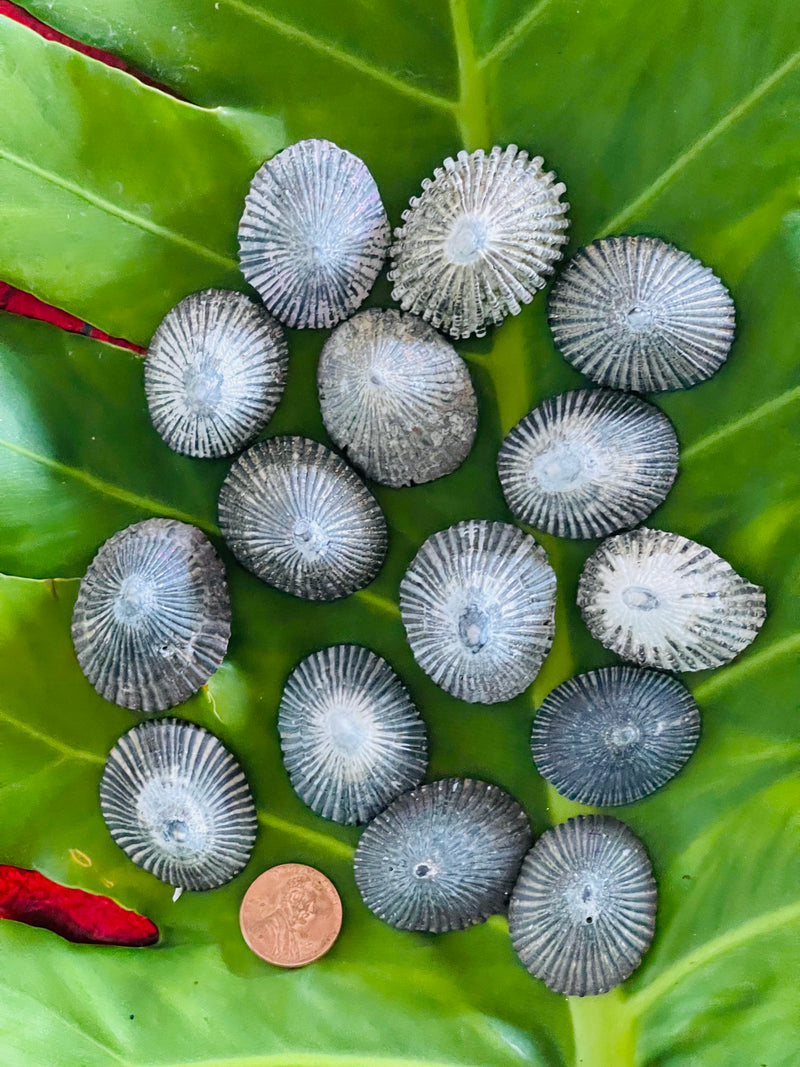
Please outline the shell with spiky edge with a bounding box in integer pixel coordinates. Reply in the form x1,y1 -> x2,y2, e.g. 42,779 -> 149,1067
577,527 -> 766,671
218,436 -> 387,601
71,519 -> 230,712
238,139 -> 390,329
549,236 -> 735,392
317,308 -> 478,487
497,388 -> 678,539
354,778 -> 532,932
145,289 -> 287,459
100,718 -> 257,892
399,520 -> 556,703
531,667 -> 701,806
278,644 -> 428,825
389,145 -> 569,339
509,815 -> 657,996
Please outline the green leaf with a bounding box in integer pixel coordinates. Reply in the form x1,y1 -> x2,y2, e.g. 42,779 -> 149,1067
1,2 -> 799,1065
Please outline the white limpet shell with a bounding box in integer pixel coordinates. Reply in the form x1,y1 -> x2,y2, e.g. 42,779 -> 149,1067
389,145 -> 570,339
354,778 -> 532,932
71,519 -> 231,712
497,388 -> 679,539
509,815 -> 657,997
549,236 -> 736,392
145,289 -> 288,459
278,644 -> 427,824
399,520 -> 557,703
577,528 -> 766,671
317,308 -> 478,487
100,718 -> 257,892
218,436 -> 387,601
238,139 -> 390,329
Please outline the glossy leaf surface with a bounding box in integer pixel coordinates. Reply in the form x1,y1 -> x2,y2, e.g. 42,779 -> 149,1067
1,1 -> 799,1064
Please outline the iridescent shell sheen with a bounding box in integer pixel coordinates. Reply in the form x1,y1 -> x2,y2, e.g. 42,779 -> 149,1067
399,520 -> 556,703
509,815 -> 657,996
531,667 -> 701,806
577,528 -> 767,671
218,436 -> 387,601
278,644 -> 428,824
389,145 -> 569,339
71,519 -> 231,712
497,388 -> 678,539
354,778 -> 531,932
549,236 -> 736,391
238,139 -> 390,329
100,718 -> 257,891
317,308 -> 478,487
144,289 -> 288,458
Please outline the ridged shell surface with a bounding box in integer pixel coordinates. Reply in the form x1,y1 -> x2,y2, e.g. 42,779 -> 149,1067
531,667 -> 701,806
549,236 -> 735,391
399,520 -> 556,703
278,644 -> 428,824
497,389 -> 678,539
145,289 -> 288,458
577,528 -> 767,671
354,778 -> 532,932
100,718 -> 257,891
389,146 -> 569,339
71,519 -> 231,712
317,309 -> 478,486
218,436 -> 387,600
238,139 -> 390,329
509,815 -> 657,996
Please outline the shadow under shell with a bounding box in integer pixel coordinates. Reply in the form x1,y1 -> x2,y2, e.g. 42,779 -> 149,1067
71,518 -> 231,712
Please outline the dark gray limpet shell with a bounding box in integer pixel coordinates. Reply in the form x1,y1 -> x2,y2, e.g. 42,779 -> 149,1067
497,389 -> 678,539
389,145 -> 569,339
100,718 -> 257,892
531,667 -> 701,806
577,528 -> 767,671
278,644 -> 427,824
218,436 -> 387,601
317,308 -> 478,487
399,520 -> 556,703
549,236 -> 736,392
354,778 -> 532,932
145,289 -> 288,459
238,139 -> 390,329
71,519 -> 231,712
509,815 -> 657,997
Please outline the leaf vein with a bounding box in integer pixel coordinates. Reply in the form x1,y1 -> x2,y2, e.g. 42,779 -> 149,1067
478,0 -> 558,68
681,384 -> 800,462
0,707 -> 104,764
219,0 -> 456,111
599,43 -> 800,234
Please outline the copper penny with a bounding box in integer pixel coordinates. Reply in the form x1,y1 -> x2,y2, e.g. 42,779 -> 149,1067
239,863 -> 343,967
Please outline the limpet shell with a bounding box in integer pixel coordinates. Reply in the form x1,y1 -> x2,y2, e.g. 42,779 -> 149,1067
549,236 -> 735,392
100,718 -> 257,892
71,519 -> 230,712
145,289 -> 288,459
509,815 -> 657,996
531,667 -> 701,806
497,388 -> 678,539
278,644 -> 427,824
577,527 -> 767,671
399,520 -> 556,703
317,308 -> 478,487
389,145 -> 569,339
238,139 -> 390,329
218,436 -> 387,601
354,778 -> 532,932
